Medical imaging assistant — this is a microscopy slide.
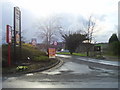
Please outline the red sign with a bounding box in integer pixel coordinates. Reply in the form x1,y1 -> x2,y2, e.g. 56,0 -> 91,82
48,48 -> 56,58
6,25 -> 12,66
16,31 -> 20,44
6,25 -> 12,43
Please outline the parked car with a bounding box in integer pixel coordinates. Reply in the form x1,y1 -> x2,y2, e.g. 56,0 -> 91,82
61,49 -> 69,52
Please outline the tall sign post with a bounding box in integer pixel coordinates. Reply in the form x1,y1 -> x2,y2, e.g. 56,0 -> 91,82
14,7 -> 21,64
6,25 -> 12,66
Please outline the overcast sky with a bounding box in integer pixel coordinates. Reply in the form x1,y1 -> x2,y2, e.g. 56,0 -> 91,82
1,0 -> 119,43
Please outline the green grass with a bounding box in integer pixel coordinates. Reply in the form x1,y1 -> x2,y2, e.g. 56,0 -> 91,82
56,52 -> 86,56
56,52 -> 70,55
72,53 -> 86,56
2,43 -> 59,75
2,43 -> 48,67
34,56 -> 49,62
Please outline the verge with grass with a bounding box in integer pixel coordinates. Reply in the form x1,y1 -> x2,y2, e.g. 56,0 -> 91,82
56,52 -> 86,56
2,43 -> 59,75
57,51 -> 120,61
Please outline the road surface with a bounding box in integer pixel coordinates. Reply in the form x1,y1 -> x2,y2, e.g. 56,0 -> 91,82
2,54 -> 119,88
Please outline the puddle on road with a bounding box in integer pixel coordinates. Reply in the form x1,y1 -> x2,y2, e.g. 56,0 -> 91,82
56,55 -> 72,58
41,61 -> 118,76
42,62 -> 92,75
77,57 -> 119,66
26,73 -> 34,76
89,66 -> 118,73
89,66 -> 118,76
41,71 -> 61,75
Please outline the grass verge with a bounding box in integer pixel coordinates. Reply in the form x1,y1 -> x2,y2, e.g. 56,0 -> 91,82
56,52 -> 86,56
2,43 -> 58,75
56,52 -> 120,61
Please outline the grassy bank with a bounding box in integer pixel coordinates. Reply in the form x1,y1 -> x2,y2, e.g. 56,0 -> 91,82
56,52 -> 86,56
2,43 -> 58,75
2,43 -> 47,65
102,53 -> 120,61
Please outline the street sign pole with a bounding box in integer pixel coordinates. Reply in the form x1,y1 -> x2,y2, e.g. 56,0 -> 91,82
13,7 -> 16,64
8,43 -> 11,66
13,7 -> 21,64
19,10 -> 22,60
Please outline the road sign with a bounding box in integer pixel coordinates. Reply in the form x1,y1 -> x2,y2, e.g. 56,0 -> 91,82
94,46 -> 101,51
31,38 -> 37,46
48,48 -> 56,58
6,25 -> 12,43
16,31 -> 20,44
53,41 -> 57,45
6,25 -> 12,66
14,7 -> 20,32
13,7 -> 21,63
14,7 -> 21,45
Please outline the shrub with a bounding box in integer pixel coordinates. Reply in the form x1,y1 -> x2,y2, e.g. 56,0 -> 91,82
109,41 -> 120,56
34,56 -> 49,62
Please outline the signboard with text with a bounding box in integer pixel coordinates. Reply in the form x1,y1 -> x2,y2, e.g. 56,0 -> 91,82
14,7 -> 21,45
6,25 -> 12,43
14,7 -> 20,32
13,6 -> 21,63
6,25 -> 12,66
53,41 -> 57,46
48,48 -> 56,58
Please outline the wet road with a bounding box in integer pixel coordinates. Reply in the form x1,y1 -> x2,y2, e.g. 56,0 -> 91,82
2,55 -> 119,88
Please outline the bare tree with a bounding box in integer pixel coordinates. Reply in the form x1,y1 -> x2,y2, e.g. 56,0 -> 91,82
82,15 -> 97,56
84,15 -> 96,43
36,16 -> 62,48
